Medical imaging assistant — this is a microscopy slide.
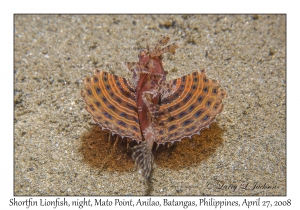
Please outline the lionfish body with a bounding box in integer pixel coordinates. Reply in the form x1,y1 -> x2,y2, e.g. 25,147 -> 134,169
81,35 -> 227,179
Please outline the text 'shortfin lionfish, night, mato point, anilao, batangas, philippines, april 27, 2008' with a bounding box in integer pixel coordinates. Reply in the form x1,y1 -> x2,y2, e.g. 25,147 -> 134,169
81,35 -> 227,179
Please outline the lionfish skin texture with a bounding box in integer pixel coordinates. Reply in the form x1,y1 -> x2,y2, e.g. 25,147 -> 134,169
81,35 -> 227,179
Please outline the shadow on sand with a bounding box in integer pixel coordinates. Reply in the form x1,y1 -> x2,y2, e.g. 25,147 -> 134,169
80,122 -> 225,173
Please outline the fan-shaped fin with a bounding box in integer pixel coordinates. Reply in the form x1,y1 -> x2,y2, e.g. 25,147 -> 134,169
81,70 -> 142,142
155,70 -> 227,144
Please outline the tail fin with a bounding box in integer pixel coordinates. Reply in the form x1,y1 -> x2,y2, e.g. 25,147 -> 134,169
132,141 -> 154,179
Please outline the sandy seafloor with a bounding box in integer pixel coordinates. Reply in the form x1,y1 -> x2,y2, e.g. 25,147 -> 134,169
14,15 -> 286,196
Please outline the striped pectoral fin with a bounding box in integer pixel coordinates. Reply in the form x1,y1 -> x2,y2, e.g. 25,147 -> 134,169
81,69 -> 142,142
154,70 -> 227,144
